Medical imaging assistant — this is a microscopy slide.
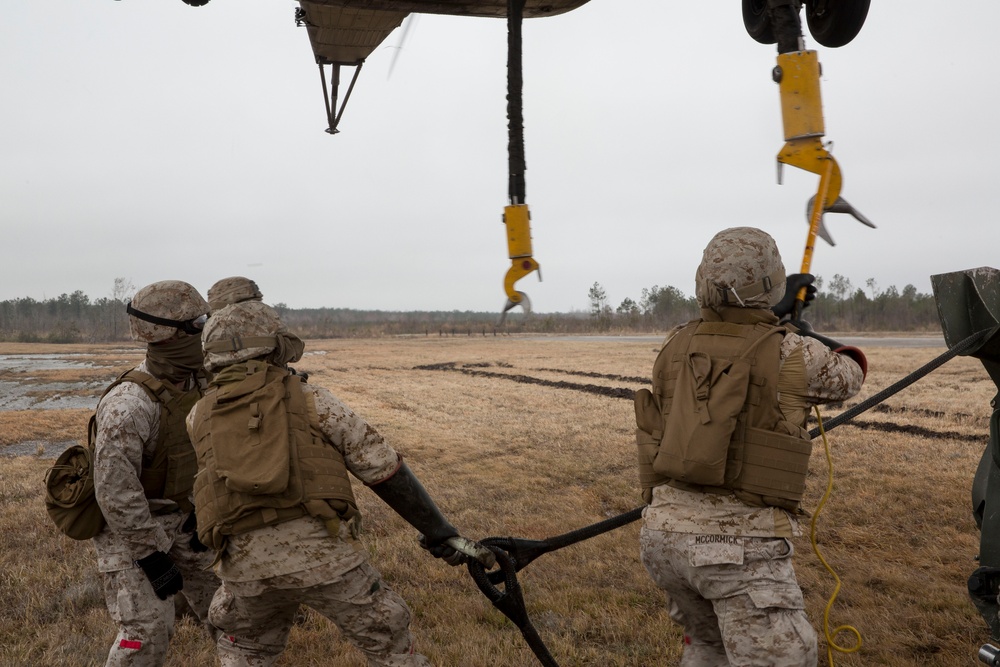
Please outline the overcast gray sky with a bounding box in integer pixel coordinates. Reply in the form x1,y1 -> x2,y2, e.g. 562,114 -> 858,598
3,1 -> 997,313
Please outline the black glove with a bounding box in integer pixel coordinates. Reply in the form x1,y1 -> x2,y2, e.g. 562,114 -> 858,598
135,551 -> 184,600
771,273 -> 817,319
181,512 -> 209,553
418,534 -> 468,567
368,460 -> 460,558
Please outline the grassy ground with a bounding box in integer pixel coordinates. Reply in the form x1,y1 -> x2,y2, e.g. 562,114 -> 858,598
0,337 -> 993,666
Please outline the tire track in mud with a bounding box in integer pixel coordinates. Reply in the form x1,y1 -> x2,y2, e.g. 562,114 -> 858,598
414,362 -> 987,443
414,362 -> 637,399
831,419 -> 985,443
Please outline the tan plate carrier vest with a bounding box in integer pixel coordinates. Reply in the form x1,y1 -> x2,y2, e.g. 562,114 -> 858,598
95,369 -> 202,513
634,308 -> 813,512
189,360 -> 359,550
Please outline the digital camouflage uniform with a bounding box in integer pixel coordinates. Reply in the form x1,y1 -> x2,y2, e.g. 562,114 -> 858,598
189,301 -> 431,667
93,358 -> 220,667
640,227 -> 865,667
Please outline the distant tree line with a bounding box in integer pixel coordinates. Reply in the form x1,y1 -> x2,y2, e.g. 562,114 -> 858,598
588,274 -> 940,333
0,278 -> 135,343
0,274 -> 942,344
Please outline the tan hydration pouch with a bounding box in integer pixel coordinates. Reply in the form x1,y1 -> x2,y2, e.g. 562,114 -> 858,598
210,364 -> 291,496
652,352 -> 753,486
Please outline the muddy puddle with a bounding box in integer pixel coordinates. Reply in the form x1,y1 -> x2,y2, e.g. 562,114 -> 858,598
0,354 -> 105,411
1,439 -> 77,458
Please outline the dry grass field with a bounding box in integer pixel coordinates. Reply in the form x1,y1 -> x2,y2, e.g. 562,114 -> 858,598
0,335 -> 994,666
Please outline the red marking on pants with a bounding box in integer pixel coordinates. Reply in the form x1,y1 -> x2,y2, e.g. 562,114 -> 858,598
119,639 -> 142,650
684,635 -> 692,645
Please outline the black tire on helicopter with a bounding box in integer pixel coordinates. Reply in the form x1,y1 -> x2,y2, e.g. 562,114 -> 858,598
181,0 -> 211,6
805,0 -> 871,47
742,0 -> 777,44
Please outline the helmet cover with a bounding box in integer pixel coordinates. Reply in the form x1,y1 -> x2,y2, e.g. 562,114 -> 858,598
128,280 -> 209,343
695,227 -> 786,309
207,276 -> 263,312
203,301 -> 303,372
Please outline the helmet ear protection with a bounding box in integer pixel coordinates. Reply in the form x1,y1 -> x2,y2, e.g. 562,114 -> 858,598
126,302 -> 207,336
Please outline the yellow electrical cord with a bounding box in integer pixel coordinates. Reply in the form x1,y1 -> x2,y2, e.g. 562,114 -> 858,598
808,406 -> 862,664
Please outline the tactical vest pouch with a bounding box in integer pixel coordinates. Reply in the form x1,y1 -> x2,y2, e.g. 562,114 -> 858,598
44,416 -> 106,540
652,352 -> 753,486
634,388 -> 670,504
210,366 -> 291,495
736,421 -> 812,504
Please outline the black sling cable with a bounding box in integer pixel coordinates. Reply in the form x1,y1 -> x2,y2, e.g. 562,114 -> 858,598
508,0 -> 526,205
807,328 -> 990,438
469,547 -> 559,667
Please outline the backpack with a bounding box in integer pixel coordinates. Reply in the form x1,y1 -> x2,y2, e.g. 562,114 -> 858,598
44,415 -> 106,540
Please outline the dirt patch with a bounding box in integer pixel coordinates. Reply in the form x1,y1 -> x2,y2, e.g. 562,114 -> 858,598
533,367 -> 649,384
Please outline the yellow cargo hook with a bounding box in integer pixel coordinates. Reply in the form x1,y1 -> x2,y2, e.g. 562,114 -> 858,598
774,50 -> 872,316
499,203 -> 541,325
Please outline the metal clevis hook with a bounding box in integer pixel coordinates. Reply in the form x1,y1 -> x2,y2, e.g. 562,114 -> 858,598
498,290 -> 532,327
804,194 -> 876,246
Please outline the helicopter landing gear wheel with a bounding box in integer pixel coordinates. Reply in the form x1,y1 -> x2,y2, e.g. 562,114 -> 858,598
742,0 -> 777,44
805,0 -> 870,47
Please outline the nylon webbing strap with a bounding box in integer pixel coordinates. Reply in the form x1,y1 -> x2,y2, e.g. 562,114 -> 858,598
203,336 -> 277,353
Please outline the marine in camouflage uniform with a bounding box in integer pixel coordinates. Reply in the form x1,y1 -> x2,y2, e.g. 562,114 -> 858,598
92,280 -> 221,666
188,299 -> 480,667
639,228 -> 867,666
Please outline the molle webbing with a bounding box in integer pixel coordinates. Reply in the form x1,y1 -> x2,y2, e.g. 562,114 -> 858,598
203,336 -> 277,354
102,370 -> 200,511
638,314 -> 812,511
190,361 -> 358,548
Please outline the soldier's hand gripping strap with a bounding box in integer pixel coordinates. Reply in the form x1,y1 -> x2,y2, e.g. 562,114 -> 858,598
787,319 -> 868,378
367,459 -> 460,549
771,273 -> 817,319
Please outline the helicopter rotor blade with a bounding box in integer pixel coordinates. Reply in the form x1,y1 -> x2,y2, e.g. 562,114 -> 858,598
387,14 -> 417,80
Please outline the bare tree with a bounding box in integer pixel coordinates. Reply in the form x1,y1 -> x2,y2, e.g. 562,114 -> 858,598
109,277 -> 135,340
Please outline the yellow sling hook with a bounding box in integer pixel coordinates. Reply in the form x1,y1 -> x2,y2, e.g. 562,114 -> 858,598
499,203 -> 541,324
774,50 -> 871,315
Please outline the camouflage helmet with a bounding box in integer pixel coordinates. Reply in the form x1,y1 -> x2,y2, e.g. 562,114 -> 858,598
127,280 -> 209,343
207,276 -> 263,313
202,301 -> 303,372
695,227 -> 786,310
